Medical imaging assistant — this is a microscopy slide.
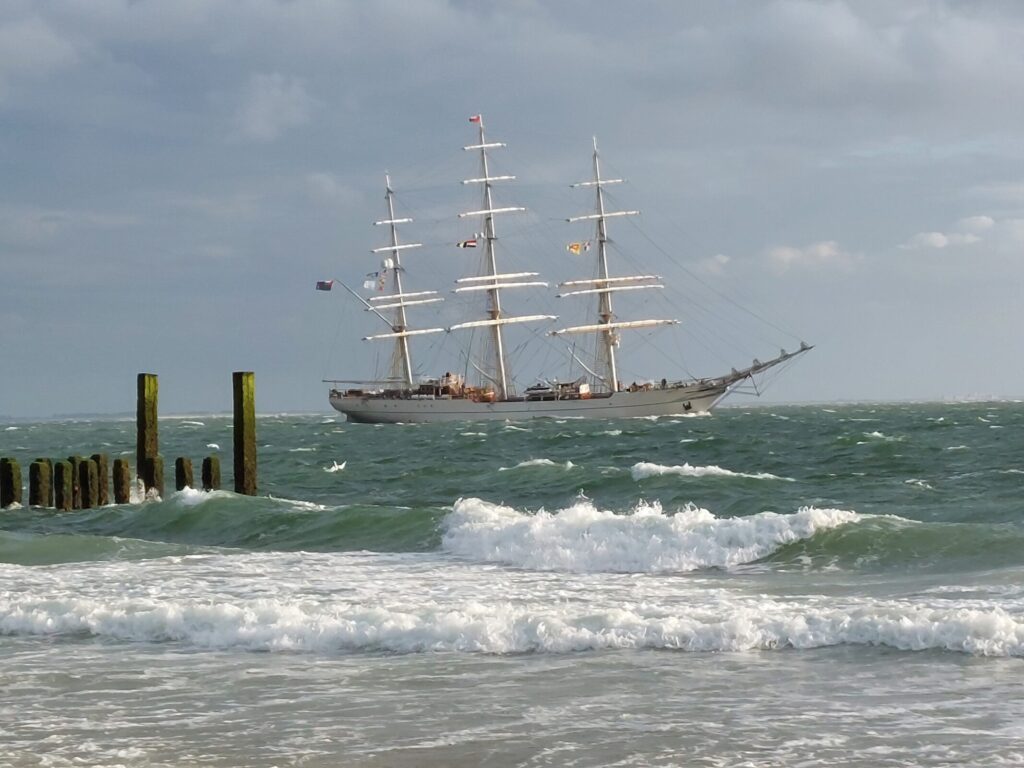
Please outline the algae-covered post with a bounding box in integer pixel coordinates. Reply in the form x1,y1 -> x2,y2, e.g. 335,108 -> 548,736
144,456 -> 164,498
54,460 -> 73,511
29,460 -> 52,508
34,458 -> 54,506
112,459 -> 132,504
202,456 -> 221,491
1,457 -> 22,508
79,459 -> 99,509
175,457 -> 193,491
67,455 -> 84,509
233,371 -> 257,495
91,453 -> 110,506
137,373 -> 159,492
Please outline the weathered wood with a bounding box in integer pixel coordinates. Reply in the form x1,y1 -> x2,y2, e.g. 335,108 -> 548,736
112,458 -> 132,504
143,456 -> 164,499
233,371 -> 257,496
54,461 -> 73,511
34,458 -> 54,506
29,461 -> 52,508
91,453 -> 110,506
1,457 -> 22,508
137,373 -> 159,492
79,459 -> 99,509
202,456 -> 221,491
175,457 -> 194,491
67,455 -> 84,509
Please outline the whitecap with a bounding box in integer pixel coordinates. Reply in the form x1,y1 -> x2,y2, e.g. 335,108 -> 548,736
630,461 -> 790,482
180,420 -> 205,427
206,443 -> 220,450
324,461 -> 347,473
498,458 -> 575,472
441,498 -> 856,573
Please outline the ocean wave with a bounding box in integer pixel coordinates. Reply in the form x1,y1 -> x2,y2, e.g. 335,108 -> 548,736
498,458 -> 576,472
630,461 -> 791,481
441,498 -> 858,572
3,593 -> 1022,657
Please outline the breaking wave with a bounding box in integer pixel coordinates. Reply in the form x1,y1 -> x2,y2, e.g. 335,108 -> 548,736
3,591 -> 1023,657
441,498 -> 859,572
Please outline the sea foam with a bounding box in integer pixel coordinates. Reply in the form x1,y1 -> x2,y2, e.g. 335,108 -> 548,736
441,498 -> 858,572
499,458 -> 575,471
3,593 -> 1022,657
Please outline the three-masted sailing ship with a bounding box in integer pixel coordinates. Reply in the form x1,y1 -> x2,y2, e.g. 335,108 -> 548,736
326,115 -> 810,423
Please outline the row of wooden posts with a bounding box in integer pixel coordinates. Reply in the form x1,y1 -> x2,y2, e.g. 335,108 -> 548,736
0,371 -> 256,510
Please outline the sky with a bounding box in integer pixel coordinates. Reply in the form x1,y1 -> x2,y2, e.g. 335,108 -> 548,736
2,0 -> 1024,417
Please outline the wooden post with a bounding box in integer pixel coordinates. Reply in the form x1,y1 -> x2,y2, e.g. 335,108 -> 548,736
112,459 -> 132,504
29,461 -> 52,508
34,458 -> 54,506
79,459 -> 99,509
91,453 -> 110,506
233,371 -> 257,495
202,456 -> 221,491
143,456 -> 164,499
137,373 -> 159,492
175,457 -> 193,491
1,458 -> 22,508
67,455 -> 84,509
54,461 -> 73,511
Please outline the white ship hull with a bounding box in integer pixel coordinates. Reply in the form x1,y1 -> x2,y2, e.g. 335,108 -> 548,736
330,382 -> 728,424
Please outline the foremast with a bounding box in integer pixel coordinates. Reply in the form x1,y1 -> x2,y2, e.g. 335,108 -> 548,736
554,139 -> 676,392
450,115 -> 555,399
362,175 -> 444,387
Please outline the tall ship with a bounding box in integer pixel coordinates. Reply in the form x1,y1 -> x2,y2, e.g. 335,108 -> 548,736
326,116 -> 811,423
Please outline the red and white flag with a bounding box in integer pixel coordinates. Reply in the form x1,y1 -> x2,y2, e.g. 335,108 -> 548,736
468,114 -> 481,123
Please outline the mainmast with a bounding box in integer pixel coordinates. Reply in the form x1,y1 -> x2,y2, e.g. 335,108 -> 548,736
450,115 -> 555,399
363,175 -> 444,387
554,139 -> 676,392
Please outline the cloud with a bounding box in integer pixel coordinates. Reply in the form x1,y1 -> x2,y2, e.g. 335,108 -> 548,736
956,215 -> 995,233
236,72 -> 313,141
305,172 -> 361,208
697,253 -> 731,275
0,15 -> 79,99
766,240 -> 854,272
900,215 -> 993,249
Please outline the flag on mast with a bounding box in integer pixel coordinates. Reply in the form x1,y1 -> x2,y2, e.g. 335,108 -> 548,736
457,238 -> 478,248
566,241 -> 592,255
468,114 -> 481,123
315,280 -> 334,291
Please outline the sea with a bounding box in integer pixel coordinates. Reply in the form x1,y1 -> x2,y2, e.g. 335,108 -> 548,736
2,402 -> 1024,767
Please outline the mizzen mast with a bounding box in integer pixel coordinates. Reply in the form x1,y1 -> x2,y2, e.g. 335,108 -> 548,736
452,115 -> 555,399
553,139 -> 676,392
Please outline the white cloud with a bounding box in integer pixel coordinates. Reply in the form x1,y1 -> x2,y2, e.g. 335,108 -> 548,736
0,16 -> 79,99
698,253 -> 731,275
305,172 -> 361,208
766,240 -> 853,272
900,230 -> 981,249
236,72 -> 313,141
957,215 -> 994,233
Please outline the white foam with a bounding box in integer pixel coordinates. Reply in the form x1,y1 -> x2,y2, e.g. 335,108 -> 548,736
441,498 -> 858,573
4,592 -> 1020,657
4,426 -> 18,431
206,443 -> 220,450
289,447 -> 315,452
169,487 -> 233,506
499,458 -> 575,472
630,461 -> 790,482
324,461 -> 347,473
601,429 -> 622,436
180,420 -> 205,426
